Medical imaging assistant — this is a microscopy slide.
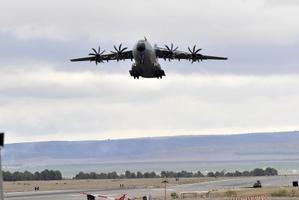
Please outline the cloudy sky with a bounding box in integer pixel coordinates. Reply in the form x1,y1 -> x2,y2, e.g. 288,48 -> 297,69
1,0 -> 299,143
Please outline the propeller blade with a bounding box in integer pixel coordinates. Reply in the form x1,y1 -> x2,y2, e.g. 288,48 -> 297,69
120,44 -> 123,51
92,48 -> 97,54
193,45 -> 196,52
195,49 -> 202,54
165,45 -> 170,51
120,47 -> 128,52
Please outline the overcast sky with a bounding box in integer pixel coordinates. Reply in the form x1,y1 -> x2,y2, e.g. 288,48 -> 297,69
1,0 -> 299,143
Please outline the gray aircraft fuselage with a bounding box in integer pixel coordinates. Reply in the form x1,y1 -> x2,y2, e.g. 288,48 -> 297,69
131,40 -> 164,78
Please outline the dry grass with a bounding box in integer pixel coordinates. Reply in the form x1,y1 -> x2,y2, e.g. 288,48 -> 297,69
208,187 -> 299,198
4,177 -> 222,193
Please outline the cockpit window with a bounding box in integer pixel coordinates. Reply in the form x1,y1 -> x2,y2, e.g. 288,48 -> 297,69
137,43 -> 146,52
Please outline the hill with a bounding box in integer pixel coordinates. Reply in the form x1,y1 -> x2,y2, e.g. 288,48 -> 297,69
3,131 -> 299,167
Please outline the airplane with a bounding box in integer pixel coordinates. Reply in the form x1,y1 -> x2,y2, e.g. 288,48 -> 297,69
80,192 -> 126,200
70,38 -> 227,79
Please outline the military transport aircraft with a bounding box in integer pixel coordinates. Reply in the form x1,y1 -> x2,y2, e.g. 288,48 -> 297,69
70,38 -> 227,79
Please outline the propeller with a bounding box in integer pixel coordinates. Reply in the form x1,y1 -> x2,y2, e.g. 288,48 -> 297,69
89,46 -> 105,65
111,44 -> 128,61
188,45 -> 202,63
164,43 -> 178,61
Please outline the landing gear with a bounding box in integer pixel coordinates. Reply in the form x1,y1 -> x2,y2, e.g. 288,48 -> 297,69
155,70 -> 165,79
129,70 -> 140,79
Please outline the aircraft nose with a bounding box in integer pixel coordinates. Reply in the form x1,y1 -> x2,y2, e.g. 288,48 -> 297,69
137,43 -> 145,52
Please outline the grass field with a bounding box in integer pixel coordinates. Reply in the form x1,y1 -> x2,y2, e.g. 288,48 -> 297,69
5,177 -> 299,199
3,177 -> 220,193
206,186 -> 299,199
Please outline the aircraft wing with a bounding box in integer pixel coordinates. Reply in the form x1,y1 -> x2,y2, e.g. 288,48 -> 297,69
70,49 -> 133,64
155,46 -> 227,62
70,56 -> 97,62
174,52 -> 228,60
80,192 -> 97,200
80,193 -> 115,200
80,192 -> 126,200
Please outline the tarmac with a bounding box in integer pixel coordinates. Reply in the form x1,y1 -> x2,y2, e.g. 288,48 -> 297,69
5,175 -> 299,200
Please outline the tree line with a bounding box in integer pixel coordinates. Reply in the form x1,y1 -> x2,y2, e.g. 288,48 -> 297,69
1,167 -> 278,181
3,169 -> 62,181
73,167 -> 278,180
206,167 -> 278,177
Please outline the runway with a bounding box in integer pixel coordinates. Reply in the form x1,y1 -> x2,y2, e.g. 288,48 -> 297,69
6,175 -> 299,200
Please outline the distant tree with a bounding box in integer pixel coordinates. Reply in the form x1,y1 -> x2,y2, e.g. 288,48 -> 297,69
54,170 -> 62,180
40,169 -> 50,180
3,171 -> 12,181
13,171 -> 24,181
23,171 -> 32,180
99,173 -> 108,179
137,171 -> 143,178
34,172 -> 41,180
143,172 -> 151,178
74,168 -> 278,180
241,171 -> 251,177
130,172 -> 136,178
107,172 -> 119,179
265,167 -> 278,176
125,170 -> 131,178
149,172 -> 157,178
194,171 -> 204,177
225,172 -> 234,177
74,171 -> 89,179
215,170 -> 225,177
178,171 -> 193,178
252,168 -> 265,176
89,172 -> 97,179
207,172 -> 215,177
234,171 -> 242,177
2,169 -> 62,181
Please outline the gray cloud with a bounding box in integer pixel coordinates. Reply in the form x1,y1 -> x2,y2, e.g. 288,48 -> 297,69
1,66 -> 299,143
1,0 -> 299,75
264,0 -> 299,7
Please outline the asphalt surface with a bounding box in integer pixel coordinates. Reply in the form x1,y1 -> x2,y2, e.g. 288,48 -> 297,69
5,175 -> 299,200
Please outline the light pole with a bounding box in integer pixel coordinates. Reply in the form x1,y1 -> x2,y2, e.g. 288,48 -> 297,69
162,179 -> 168,200
0,133 -> 4,200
